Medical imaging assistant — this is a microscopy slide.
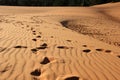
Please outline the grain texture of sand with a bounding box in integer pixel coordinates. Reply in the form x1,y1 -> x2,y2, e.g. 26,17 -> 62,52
0,2 -> 120,80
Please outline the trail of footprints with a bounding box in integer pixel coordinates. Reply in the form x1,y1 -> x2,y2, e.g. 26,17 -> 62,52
13,23 -> 120,79
0,15 -> 120,80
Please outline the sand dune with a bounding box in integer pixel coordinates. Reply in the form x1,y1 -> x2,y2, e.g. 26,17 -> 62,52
0,2 -> 120,80
60,3 -> 120,47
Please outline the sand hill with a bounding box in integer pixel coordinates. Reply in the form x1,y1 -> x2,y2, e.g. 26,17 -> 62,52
0,2 -> 120,80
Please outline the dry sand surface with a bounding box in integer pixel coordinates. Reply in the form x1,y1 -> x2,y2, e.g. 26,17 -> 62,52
0,2 -> 120,80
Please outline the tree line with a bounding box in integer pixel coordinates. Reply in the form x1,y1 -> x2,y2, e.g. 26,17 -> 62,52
0,0 -> 119,6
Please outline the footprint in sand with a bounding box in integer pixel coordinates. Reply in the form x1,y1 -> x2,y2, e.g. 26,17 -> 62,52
31,43 -> 48,53
37,43 -> 48,50
51,36 -> 54,38
40,56 -> 58,65
65,76 -> 79,80
40,57 -> 50,64
37,46 -> 47,50
30,69 -> 41,76
36,35 -> 41,38
57,46 -> 69,49
26,25 -> 29,27
57,75 -> 80,80
32,31 -> 36,33
66,40 -> 71,42
41,43 -> 47,47
105,50 -> 112,53
82,45 -> 87,47
32,38 -> 37,41
14,45 -> 27,48
0,47 -> 7,52
117,55 -> 120,58
31,48 -> 38,53
83,49 -> 91,53
39,32 -> 42,34
95,49 -> 104,52
32,77 -> 38,80
31,27 -> 34,30
33,33 -> 36,35
0,65 -> 12,74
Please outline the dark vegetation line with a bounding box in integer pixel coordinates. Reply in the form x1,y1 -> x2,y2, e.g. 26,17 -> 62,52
0,0 -> 119,6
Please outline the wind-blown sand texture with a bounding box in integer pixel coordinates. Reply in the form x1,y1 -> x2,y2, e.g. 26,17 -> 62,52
0,2 -> 120,80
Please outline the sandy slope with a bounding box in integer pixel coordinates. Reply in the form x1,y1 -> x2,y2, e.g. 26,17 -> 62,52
0,2 -> 120,80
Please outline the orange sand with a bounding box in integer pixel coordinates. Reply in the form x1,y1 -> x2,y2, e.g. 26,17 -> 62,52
0,2 -> 120,80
